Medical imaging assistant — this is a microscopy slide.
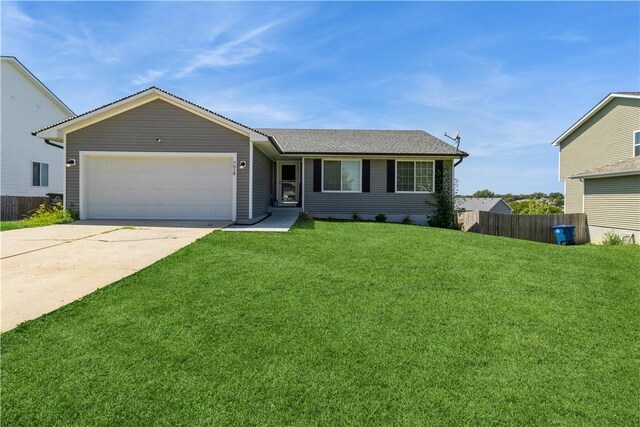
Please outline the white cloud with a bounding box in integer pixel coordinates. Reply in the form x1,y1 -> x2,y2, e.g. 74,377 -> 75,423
545,31 -> 589,43
132,69 -> 166,86
176,22 -> 280,77
1,2 -> 36,28
216,102 -> 301,123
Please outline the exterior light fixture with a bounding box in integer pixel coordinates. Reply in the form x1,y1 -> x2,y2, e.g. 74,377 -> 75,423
239,161 -> 247,169
155,137 -> 162,143
66,159 -> 76,167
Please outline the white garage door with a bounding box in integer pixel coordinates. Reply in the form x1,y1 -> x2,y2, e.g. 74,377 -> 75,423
84,154 -> 234,220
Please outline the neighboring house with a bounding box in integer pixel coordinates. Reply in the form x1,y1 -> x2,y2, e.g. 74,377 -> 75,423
455,197 -> 513,214
33,87 -> 468,224
553,92 -> 640,243
1,56 -> 74,198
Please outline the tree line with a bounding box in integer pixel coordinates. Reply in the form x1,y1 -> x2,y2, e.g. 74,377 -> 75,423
462,189 -> 564,214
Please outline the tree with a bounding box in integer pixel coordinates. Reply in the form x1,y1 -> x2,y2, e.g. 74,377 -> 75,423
472,189 -> 496,198
509,200 -> 563,214
428,191 -> 457,228
427,166 -> 458,229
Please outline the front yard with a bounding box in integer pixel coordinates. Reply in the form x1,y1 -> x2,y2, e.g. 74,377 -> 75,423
1,220 -> 638,425
0,221 -> 27,231
0,203 -> 74,232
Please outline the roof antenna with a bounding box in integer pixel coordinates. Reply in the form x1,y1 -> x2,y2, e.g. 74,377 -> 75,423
444,130 -> 461,150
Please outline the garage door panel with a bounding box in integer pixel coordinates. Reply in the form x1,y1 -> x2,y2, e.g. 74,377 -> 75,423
84,155 -> 234,220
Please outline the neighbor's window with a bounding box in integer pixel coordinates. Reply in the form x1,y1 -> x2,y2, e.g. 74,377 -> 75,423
634,131 -> 640,157
32,162 -> 49,187
396,161 -> 434,192
323,160 -> 361,192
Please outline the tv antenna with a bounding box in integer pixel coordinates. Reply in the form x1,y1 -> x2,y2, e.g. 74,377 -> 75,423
444,130 -> 461,150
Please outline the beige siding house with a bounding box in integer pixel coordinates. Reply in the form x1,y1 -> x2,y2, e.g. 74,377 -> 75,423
553,92 -> 640,243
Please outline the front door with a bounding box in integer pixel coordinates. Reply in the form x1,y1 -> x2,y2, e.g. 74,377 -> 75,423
279,163 -> 299,205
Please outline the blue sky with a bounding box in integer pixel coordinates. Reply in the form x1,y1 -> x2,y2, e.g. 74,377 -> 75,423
2,1 -> 638,194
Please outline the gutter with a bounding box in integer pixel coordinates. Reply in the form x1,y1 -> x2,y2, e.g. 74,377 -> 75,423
569,170 -> 640,180
44,139 -> 63,149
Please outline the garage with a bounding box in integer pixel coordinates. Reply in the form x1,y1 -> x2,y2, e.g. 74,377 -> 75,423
80,152 -> 236,220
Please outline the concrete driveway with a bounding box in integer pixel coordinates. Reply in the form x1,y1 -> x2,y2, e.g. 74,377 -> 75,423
1,220 -> 229,332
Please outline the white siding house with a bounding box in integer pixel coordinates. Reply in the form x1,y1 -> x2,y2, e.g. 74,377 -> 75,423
1,56 -> 73,197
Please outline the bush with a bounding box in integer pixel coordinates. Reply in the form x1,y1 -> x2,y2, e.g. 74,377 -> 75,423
510,200 -> 563,214
426,165 -> 459,229
375,213 -> 387,222
428,192 -> 458,229
601,230 -> 625,246
23,203 -> 75,227
352,212 -> 361,221
401,215 -> 413,225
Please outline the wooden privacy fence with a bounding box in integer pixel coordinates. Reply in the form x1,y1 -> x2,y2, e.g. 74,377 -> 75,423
1,196 -> 50,221
457,210 -> 589,244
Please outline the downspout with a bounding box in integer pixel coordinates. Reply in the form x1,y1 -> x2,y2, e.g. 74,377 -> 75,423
44,139 -> 63,149
454,156 -> 464,167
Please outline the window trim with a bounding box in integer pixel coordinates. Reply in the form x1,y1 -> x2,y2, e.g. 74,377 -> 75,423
395,159 -> 435,194
634,130 -> 640,157
31,161 -> 49,187
321,158 -> 362,193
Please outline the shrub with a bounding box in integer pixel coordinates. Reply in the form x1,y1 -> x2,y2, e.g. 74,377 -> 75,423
510,200 -> 563,214
428,191 -> 458,229
601,230 -> 624,246
401,215 -> 413,225
426,165 -> 459,229
352,212 -> 361,221
375,213 -> 387,222
23,203 -> 75,227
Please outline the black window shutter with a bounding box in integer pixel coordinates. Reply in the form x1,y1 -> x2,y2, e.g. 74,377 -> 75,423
362,160 -> 370,192
32,162 -> 40,186
435,160 -> 444,193
313,159 -> 322,192
387,160 -> 395,193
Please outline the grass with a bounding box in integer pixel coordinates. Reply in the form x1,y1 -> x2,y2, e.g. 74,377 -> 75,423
0,203 -> 74,232
2,220 -> 638,425
0,221 -> 27,231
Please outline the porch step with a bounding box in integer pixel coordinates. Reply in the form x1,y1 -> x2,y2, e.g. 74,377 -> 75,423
270,206 -> 303,213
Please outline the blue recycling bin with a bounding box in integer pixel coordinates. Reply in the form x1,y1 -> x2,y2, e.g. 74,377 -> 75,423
552,225 -> 575,245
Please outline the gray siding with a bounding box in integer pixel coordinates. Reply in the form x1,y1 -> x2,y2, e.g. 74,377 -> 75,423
252,145 -> 273,219
66,99 -> 251,220
490,200 -> 513,214
303,158 -> 453,216
559,97 -> 640,213
584,175 -> 640,230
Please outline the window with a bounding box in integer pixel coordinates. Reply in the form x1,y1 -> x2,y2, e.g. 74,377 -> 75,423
634,131 -> 640,157
396,160 -> 434,192
32,162 -> 49,187
322,160 -> 361,192
281,164 -> 296,181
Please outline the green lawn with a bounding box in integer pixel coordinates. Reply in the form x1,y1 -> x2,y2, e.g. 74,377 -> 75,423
0,221 -> 28,231
2,220 -> 638,425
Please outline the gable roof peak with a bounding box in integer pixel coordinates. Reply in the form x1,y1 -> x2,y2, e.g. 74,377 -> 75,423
552,91 -> 640,146
1,56 -> 74,116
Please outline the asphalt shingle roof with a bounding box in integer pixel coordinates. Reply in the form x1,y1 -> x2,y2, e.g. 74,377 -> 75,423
570,157 -> 640,179
256,128 -> 468,156
32,87 -> 271,139
454,197 -> 509,211
32,86 -> 468,157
